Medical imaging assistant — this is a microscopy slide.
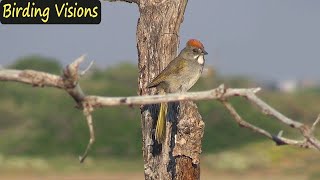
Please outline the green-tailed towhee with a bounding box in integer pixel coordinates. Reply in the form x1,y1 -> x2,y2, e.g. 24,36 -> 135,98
147,39 -> 208,143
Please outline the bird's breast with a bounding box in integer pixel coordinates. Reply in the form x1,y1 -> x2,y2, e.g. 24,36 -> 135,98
177,64 -> 203,92
164,60 -> 204,93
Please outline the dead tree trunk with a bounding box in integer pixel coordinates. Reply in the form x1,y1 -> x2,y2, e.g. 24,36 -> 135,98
136,0 -> 204,179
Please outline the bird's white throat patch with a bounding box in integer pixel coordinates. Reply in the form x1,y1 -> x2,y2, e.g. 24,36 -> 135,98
197,55 -> 205,65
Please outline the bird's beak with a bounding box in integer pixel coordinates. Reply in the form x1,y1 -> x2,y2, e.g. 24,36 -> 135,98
202,49 -> 208,55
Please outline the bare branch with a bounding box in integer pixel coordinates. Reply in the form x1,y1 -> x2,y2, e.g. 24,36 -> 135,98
221,88 -> 320,151
222,101 -> 274,139
0,55 -> 90,162
60,55 -> 87,106
0,69 -> 64,88
1,56 -> 320,162
79,102 -> 95,163
84,85 -> 261,108
222,101 -> 317,149
63,54 -> 86,83
244,92 -> 303,128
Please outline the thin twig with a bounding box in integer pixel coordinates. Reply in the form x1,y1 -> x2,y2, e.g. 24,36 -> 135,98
311,114 -> 320,132
221,88 -> 320,150
80,61 -> 94,76
221,100 -> 314,148
79,102 -> 95,163
222,101 -> 273,139
245,92 -> 303,129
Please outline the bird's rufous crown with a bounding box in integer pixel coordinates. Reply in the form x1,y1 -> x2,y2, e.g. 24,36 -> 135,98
186,39 -> 204,49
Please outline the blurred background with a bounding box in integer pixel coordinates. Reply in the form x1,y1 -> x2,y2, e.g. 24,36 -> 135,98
1,0 -> 320,180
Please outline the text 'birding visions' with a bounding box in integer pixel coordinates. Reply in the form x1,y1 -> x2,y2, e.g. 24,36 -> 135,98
0,0 -> 101,24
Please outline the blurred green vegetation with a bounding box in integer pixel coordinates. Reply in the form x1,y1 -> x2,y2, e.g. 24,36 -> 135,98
1,55 -> 320,160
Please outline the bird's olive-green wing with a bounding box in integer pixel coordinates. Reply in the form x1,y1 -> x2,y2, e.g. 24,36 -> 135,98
147,59 -> 186,88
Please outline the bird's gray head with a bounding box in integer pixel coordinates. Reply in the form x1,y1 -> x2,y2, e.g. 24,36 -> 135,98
180,39 -> 208,65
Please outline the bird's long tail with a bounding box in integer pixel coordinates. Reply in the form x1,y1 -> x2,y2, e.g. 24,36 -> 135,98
155,102 -> 167,143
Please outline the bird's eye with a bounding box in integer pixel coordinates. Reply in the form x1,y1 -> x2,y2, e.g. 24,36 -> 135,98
193,49 -> 198,53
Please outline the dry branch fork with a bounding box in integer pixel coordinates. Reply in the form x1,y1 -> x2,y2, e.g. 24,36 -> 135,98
0,55 -> 319,162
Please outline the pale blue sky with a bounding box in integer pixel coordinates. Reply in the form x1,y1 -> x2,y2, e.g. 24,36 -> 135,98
0,0 -> 320,81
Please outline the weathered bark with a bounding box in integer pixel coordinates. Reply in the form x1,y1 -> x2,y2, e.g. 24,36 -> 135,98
136,0 -> 204,179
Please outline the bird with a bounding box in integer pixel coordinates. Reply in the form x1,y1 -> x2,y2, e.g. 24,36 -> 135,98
147,39 -> 208,143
